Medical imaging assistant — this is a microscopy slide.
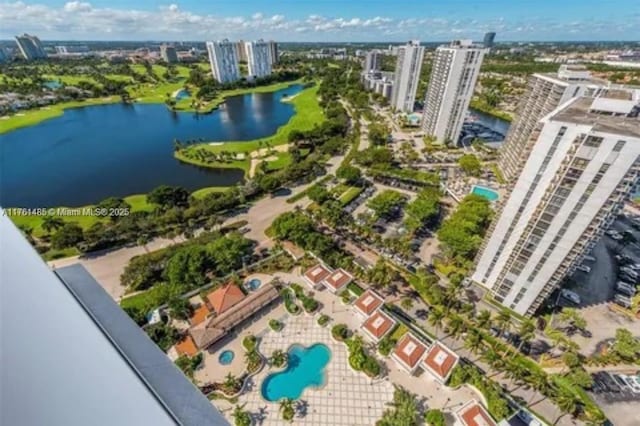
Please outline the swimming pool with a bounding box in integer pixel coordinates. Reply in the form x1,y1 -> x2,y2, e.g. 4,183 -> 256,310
261,343 -> 331,401
174,89 -> 190,100
471,185 -> 499,202
218,350 -> 235,365
244,278 -> 262,291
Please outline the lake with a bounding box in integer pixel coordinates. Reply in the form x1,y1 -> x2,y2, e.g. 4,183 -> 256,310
0,84 -> 303,208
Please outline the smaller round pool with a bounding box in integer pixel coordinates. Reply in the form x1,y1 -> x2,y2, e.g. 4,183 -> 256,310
218,350 -> 235,365
245,278 -> 262,291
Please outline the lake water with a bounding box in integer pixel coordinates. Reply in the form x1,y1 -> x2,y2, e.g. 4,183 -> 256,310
468,108 -> 511,136
0,84 -> 303,208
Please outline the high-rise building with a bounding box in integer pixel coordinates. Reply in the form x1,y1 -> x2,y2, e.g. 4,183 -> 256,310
268,40 -> 279,65
483,32 -> 496,49
499,65 -> 606,182
245,39 -> 273,78
160,44 -> 179,63
206,40 -> 240,83
14,33 -> 47,60
472,88 -> 640,316
235,40 -> 248,62
421,40 -> 486,144
0,47 -> 9,63
364,50 -> 382,73
391,40 -> 424,113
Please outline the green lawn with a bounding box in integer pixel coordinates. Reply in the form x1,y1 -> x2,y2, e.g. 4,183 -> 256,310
266,152 -> 293,171
338,186 -> 364,205
191,186 -> 232,199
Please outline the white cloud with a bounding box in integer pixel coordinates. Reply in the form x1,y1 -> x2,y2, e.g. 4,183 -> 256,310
63,1 -> 91,13
0,1 -> 637,41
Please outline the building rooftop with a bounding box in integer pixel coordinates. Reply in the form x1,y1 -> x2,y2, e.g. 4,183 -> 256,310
393,333 -> 428,370
550,95 -> 640,138
206,283 -> 246,315
456,400 -> 497,426
176,335 -> 199,358
353,289 -> 385,316
190,303 -> 212,326
362,310 -> 396,340
303,263 -> 332,285
324,268 -> 353,291
421,341 -> 459,383
0,214 -> 226,426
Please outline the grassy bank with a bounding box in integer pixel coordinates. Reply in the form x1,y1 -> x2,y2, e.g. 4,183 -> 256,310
8,186 -> 230,238
470,98 -> 513,122
174,84 -> 323,173
1,78 -> 304,134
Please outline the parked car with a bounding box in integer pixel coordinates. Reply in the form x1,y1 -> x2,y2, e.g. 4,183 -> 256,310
614,293 -> 633,308
616,281 -> 637,297
561,289 -> 581,305
583,255 -> 596,262
621,375 -> 640,394
576,264 -> 591,273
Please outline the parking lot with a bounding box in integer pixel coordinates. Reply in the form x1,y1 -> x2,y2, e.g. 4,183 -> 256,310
590,371 -> 640,426
557,217 -> 640,356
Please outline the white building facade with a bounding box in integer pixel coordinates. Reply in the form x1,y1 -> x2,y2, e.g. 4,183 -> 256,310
473,90 -> 640,316
245,40 -> 273,79
391,40 -> 424,113
421,40 -> 485,144
206,40 -> 240,83
499,65 -> 606,182
364,50 -> 382,73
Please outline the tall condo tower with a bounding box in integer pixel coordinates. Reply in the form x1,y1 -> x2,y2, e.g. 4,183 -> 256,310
499,65 -> 605,182
14,33 -> 47,60
206,40 -> 240,83
421,40 -> 486,144
472,88 -> 640,316
364,50 -> 382,73
391,40 -> 424,113
268,40 -> 279,65
245,40 -> 273,78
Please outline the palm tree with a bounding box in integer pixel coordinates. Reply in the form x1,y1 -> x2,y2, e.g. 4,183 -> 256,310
553,391 -> 578,425
279,398 -> 295,422
464,330 -> 484,355
517,318 -> 536,353
496,309 -> 512,337
231,404 -> 251,426
428,307 -> 445,337
42,216 -> 64,234
270,349 -> 287,368
447,316 -> 466,339
504,360 -> 528,389
528,371 -> 552,405
481,348 -> 505,372
475,309 -> 492,330
223,373 -> 239,391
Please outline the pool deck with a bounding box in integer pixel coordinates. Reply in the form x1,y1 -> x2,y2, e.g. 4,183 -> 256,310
202,267 -> 482,425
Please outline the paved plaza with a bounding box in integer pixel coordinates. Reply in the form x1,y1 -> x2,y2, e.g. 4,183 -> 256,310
215,314 -> 395,425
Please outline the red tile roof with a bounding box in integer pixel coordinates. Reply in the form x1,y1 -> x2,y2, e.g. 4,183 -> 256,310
393,333 -> 427,371
354,289 -> 384,316
362,311 -> 396,340
175,335 -> 199,357
324,268 -> 353,291
422,341 -> 459,382
189,304 -> 212,326
456,400 -> 497,426
303,264 -> 331,285
206,283 -> 245,315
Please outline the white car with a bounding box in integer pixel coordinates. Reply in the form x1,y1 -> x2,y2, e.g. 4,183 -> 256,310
583,255 -> 596,262
576,264 -> 591,273
561,289 -> 581,305
621,375 -> 640,394
614,293 -> 632,308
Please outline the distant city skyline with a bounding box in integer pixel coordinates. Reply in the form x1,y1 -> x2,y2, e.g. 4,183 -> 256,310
1,0 -> 639,42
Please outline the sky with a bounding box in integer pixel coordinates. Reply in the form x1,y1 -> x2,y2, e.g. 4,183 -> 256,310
1,0 -> 639,42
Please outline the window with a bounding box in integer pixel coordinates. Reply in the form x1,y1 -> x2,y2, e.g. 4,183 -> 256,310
613,140 -> 626,152
583,136 -> 603,148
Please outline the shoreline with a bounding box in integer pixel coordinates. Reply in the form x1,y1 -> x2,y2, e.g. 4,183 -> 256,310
0,79 -> 303,135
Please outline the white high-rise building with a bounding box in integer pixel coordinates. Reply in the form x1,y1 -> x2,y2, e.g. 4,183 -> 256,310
245,40 -> 273,79
364,50 -> 382,73
499,65 -> 606,182
268,40 -> 279,65
160,44 -> 178,63
15,33 -> 47,60
206,40 -> 240,83
472,88 -> 640,316
391,40 -> 424,113
421,40 -> 486,144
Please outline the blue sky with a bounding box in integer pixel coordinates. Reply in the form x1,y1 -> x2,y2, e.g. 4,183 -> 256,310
1,0 -> 639,41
